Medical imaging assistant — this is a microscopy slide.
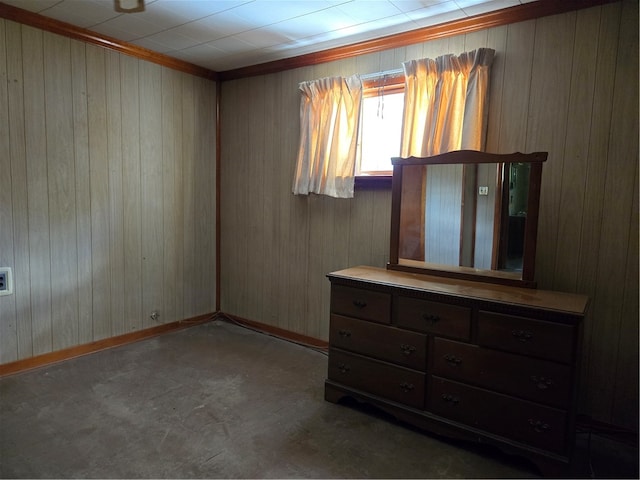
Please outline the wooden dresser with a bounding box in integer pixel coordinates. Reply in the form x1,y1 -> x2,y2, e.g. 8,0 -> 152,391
325,266 -> 588,477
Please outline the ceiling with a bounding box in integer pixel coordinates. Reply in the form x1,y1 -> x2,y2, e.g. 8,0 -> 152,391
2,0 -> 537,72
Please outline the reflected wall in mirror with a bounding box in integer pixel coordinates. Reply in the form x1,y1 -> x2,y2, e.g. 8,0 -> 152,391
389,150 -> 547,288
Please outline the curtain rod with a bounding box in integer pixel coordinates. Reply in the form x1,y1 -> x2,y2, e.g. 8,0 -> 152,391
360,68 -> 404,80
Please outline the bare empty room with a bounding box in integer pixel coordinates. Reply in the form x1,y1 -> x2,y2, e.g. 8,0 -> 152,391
0,0 -> 638,478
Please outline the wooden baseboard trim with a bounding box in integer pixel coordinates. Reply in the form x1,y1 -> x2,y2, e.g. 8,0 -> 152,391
0,313 -> 216,377
219,313 -> 328,350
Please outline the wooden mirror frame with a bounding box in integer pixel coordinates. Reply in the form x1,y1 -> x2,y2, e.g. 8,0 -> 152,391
388,150 -> 547,288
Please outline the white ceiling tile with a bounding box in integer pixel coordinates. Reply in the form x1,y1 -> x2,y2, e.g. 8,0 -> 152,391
152,0 -> 253,22
138,30 -> 202,50
93,13 -> 168,39
404,1 -> 462,21
234,27 -> 291,49
38,0 -> 118,28
390,0 -> 452,14
3,0 -> 540,71
411,8 -> 466,27
0,0 -> 60,12
455,0 -> 520,15
205,36 -> 257,54
131,36 -> 175,53
335,0 -> 403,23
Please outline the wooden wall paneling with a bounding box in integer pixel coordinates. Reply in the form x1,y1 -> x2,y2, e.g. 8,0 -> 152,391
181,74 -> 196,318
552,7 -> 601,292
172,72 -> 185,323
44,32 -> 79,350
527,12 -> 576,289
23,25 -> 53,354
421,37 -> 453,61
476,26 -> 507,269
0,18 -> 18,364
613,163 -> 639,428
404,42 -> 424,63
86,44 -> 111,341
219,79 -> 237,316
307,194 -> 326,340
139,61 -> 163,328
447,32 -> 466,56
586,0 -> 638,422
370,190 -> 392,268
574,1 -> 620,417
276,69 -> 295,332
282,67 -> 308,334
5,20 -> 33,360
70,40 -> 92,345
193,76 -> 216,315
377,48 -> 397,72
347,190 -> 375,267
245,75 -> 267,323
497,21 -> 535,153
484,26 -> 508,153
161,67 -> 177,323
120,54 -> 143,333
260,73 -> 282,326
231,77 -> 250,320
463,28 -> 489,51
105,49 -> 124,336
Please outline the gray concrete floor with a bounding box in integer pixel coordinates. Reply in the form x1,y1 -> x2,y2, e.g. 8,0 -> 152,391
0,320 -> 636,479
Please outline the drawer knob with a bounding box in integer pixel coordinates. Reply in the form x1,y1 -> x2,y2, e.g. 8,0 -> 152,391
338,330 -> 351,338
441,394 -> 460,405
338,363 -> 350,374
531,375 -> 553,390
528,418 -> 552,433
422,313 -> 440,323
399,382 -> 415,393
400,344 -> 416,356
512,329 -> 534,342
352,300 -> 367,308
443,354 -> 462,366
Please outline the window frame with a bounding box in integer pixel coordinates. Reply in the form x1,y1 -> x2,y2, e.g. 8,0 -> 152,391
356,73 -> 405,189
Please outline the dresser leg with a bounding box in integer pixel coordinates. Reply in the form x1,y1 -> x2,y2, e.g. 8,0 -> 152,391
325,381 -> 350,404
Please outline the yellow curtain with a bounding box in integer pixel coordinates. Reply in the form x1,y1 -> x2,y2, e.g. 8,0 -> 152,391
292,75 -> 362,198
400,48 -> 495,157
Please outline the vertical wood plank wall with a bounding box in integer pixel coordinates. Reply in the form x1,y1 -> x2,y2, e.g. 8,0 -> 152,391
0,20 -> 217,361
220,1 -> 638,429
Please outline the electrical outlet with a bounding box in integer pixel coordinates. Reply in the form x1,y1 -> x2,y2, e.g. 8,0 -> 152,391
0,267 -> 13,296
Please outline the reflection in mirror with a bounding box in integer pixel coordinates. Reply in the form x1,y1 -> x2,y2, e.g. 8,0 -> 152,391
389,151 -> 547,288
498,163 -> 531,272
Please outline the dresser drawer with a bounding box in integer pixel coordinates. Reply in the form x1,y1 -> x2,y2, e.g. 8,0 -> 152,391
432,338 -> 571,408
331,285 -> 391,324
328,349 -> 425,409
394,296 -> 471,340
330,314 -> 427,371
428,376 -> 568,454
477,311 -> 576,363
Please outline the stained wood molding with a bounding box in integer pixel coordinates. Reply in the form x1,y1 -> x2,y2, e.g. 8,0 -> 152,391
219,314 -> 329,350
219,0 -> 618,81
0,1 -> 217,81
0,313 -> 216,377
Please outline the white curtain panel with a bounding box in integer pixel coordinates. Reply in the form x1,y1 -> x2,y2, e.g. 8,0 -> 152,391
292,75 -> 363,198
400,48 -> 495,157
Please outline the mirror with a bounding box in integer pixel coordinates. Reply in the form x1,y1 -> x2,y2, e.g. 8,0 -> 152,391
388,150 -> 547,288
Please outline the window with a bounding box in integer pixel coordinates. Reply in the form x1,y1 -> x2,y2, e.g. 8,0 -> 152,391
356,74 -> 405,177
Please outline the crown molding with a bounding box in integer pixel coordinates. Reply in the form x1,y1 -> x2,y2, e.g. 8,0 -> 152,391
0,1 -> 218,81
0,0 -> 617,82
218,0 -> 617,81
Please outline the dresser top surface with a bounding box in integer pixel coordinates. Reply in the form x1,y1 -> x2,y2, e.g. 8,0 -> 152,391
328,266 -> 589,315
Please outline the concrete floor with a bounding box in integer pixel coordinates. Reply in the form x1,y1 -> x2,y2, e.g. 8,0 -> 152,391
0,320 -> 636,478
